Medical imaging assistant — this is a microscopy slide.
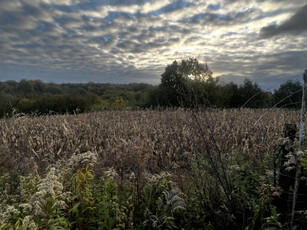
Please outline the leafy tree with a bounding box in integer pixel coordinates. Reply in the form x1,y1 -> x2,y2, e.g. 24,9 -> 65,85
238,79 -> 264,108
17,79 -> 34,97
274,80 -> 302,108
160,58 -> 212,89
261,91 -> 274,108
159,58 -> 214,107
16,98 -> 36,114
31,80 -> 45,94
0,93 -> 16,117
0,80 -> 156,116
223,82 -> 241,108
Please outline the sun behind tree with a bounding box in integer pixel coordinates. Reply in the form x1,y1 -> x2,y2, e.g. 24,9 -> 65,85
156,58 -> 217,107
160,58 -> 213,90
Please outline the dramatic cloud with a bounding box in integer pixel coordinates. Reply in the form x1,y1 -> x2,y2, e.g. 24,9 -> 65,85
261,4 -> 307,37
0,0 -> 306,87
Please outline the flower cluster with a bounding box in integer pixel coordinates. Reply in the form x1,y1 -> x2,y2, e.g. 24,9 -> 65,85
0,205 -> 20,223
67,151 -> 98,173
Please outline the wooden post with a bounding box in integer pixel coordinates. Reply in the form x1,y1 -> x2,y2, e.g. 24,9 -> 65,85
291,69 -> 307,227
275,124 -> 296,220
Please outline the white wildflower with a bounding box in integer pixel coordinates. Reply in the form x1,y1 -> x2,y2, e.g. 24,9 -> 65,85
67,151 -> 98,172
37,167 -> 63,196
266,170 -> 274,177
30,167 -> 66,218
148,172 -> 172,184
296,150 -> 304,158
129,172 -> 136,181
52,200 -> 67,210
22,215 -> 38,230
18,203 -> 32,213
2,205 -> 20,222
58,191 -> 73,203
285,166 -> 296,172
105,167 -> 118,179
31,200 -> 45,217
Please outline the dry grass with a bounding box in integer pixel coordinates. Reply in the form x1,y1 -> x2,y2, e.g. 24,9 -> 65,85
1,109 -> 304,229
0,109 -> 299,177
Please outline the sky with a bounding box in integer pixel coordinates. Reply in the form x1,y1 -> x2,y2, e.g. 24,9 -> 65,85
0,0 -> 307,89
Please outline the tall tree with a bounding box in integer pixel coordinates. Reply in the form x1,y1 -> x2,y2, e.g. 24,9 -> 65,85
239,79 -> 263,108
274,80 -> 302,108
159,58 -> 214,107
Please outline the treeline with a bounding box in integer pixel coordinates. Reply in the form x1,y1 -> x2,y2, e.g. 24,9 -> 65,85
0,80 -> 155,118
0,60 -> 303,117
147,58 -> 303,109
148,78 -> 302,109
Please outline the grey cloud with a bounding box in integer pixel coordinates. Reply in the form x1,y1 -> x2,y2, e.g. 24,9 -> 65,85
150,37 -> 180,46
50,0 -> 191,16
148,0 -> 193,15
183,8 -> 256,26
0,1 -> 55,32
104,11 -> 137,24
0,11 -> 29,29
148,24 -> 190,34
257,51 -> 307,76
48,0 -> 151,12
260,4 -> 307,38
0,0 -> 19,11
225,0 -> 270,3
35,21 -> 57,33
117,41 -> 145,53
54,14 -> 81,27
1,0 -> 306,85
0,63 -> 153,84
89,35 -> 117,50
1,0 -> 198,83
80,23 -> 98,32
215,50 -> 307,88
117,40 -> 139,49
22,2 -> 43,18
207,4 -> 221,11
219,73 -> 302,90
187,13 -> 230,24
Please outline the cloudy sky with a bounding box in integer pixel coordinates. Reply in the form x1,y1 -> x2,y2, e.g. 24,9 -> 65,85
0,0 -> 307,88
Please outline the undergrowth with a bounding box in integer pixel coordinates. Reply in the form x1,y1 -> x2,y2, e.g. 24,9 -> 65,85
0,110 -> 306,229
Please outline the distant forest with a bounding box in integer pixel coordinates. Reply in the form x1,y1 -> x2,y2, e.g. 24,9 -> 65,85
0,80 -> 155,117
0,77 -> 302,118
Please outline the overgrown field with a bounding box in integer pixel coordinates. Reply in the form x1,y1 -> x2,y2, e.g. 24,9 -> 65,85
1,109 -> 306,229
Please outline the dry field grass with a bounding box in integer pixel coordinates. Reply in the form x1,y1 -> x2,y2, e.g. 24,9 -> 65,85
0,109 -> 303,229
0,109 -> 299,175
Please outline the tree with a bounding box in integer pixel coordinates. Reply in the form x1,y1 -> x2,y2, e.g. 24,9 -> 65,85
159,58 -> 214,107
160,58 -> 212,89
238,79 -> 263,108
274,80 -> 302,108
223,82 -> 241,108
17,79 -> 34,97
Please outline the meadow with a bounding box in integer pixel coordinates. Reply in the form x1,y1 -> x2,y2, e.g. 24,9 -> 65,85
0,109 -> 306,229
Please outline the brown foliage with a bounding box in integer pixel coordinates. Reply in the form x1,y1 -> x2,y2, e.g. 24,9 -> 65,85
0,109 -> 299,178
